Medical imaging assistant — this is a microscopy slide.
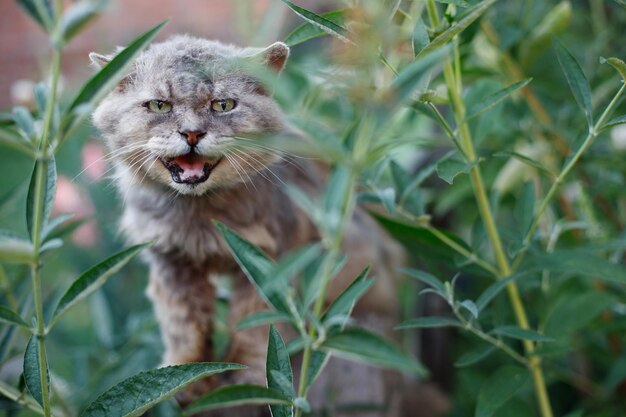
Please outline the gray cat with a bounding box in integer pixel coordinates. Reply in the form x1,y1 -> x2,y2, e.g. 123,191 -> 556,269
91,35 -> 442,417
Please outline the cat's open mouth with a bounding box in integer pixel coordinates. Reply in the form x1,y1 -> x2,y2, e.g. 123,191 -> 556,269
161,153 -> 222,185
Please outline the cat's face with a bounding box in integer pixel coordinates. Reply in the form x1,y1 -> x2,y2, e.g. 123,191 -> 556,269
92,36 -> 289,196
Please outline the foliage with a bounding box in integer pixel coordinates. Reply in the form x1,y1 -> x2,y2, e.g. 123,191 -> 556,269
1,0 -> 626,417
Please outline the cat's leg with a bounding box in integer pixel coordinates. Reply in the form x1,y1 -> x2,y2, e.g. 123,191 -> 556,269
146,256 -> 216,405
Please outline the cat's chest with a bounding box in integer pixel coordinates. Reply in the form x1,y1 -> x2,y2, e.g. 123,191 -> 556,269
121,195 -> 278,263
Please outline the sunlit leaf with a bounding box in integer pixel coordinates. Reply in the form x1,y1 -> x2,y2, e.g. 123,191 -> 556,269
284,9 -> 345,46
0,232 -> 35,264
81,363 -> 245,417
51,243 -> 151,325
62,20 -> 167,141
419,0 -> 496,56
554,39 -> 593,127
601,56 -> 626,82
280,1 -> 350,43
186,385 -> 291,414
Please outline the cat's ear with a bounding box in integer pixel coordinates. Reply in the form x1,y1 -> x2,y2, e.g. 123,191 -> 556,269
89,52 -> 113,69
261,42 -> 290,72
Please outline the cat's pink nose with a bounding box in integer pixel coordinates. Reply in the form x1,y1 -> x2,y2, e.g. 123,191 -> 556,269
179,130 -> 207,147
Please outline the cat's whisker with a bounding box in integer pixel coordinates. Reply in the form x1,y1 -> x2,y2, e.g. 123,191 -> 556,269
223,152 -> 254,191
230,149 -> 285,187
71,142 -> 150,182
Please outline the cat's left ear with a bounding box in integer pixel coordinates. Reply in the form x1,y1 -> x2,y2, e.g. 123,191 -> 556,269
89,52 -> 113,69
261,42 -> 290,72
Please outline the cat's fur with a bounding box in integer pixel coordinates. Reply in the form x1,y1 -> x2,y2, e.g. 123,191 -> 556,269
91,35 -> 439,417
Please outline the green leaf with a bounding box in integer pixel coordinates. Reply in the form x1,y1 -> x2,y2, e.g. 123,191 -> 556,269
519,1 -> 572,67
419,0 -> 496,57
81,363 -> 245,417
26,158 -> 57,242
266,325 -> 294,417
475,366 -> 529,417
0,230 -> 35,264
436,0 -> 471,6
545,292 -> 616,337
236,310 -> 292,331
466,79 -> 532,120
34,82 -> 49,115
324,166 -> 351,234
186,385 -> 291,414
24,336 -> 49,407
322,267 -> 373,325
16,0 -> 53,31
412,18 -> 430,56
491,326 -> 553,342
52,243 -> 150,325
0,305 -> 30,329
402,268 -> 446,296
455,345 -> 495,367
602,114 -> 626,130
493,151 -> 554,176
395,316 -> 460,329
305,351 -> 330,390
215,222 -> 290,314
459,300 -> 479,319
280,1 -> 350,43
56,1 -> 104,45
12,107 -> 36,141
601,56 -> 626,82
62,20 -> 167,140
42,214 -> 88,242
266,243 -> 322,294
475,273 -> 524,312
322,327 -> 427,376
390,45 -> 452,103
284,9 -> 345,46
523,250 -> 626,284
554,39 -> 593,127
436,157 -> 479,184
0,127 -> 35,156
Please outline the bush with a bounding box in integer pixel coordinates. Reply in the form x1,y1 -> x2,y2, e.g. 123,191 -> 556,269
0,0 -> 625,416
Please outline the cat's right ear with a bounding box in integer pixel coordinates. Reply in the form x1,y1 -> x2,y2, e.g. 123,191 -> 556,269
89,52 -> 112,69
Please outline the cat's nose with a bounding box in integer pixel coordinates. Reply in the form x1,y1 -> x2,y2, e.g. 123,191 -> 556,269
178,130 -> 207,147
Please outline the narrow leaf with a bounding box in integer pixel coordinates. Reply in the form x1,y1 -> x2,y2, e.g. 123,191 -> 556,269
280,1 -> 350,43
476,273 -> 524,312
322,266 -> 373,324
396,316 -> 460,329
601,114 -> 626,130
0,305 -> 30,329
81,363 -> 245,417
26,158 -> 57,241
390,45 -> 452,103
491,326 -> 553,342
62,20 -> 167,139
52,243 -> 150,324
24,336 -> 49,407
16,0 -> 53,31
0,127 -> 35,156
493,151 -> 554,176
523,250 -> 626,284
305,351 -> 330,389
412,19 -> 430,56
466,79 -> 532,120
186,385 -> 291,414
267,325 -> 294,417
419,0 -> 496,57
460,300 -> 479,319
601,56 -> 626,82
0,232 -> 35,264
34,82 -> 49,115
322,328 -> 427,376
515,182 -> 535,238
284,9 -> 345,46
554,40 -> 593,127
57,1 -> 104,45
475,366 -> 529,417
236,310 -> 292,330
545,292 -> 616,336
215,222 -> 290,314
436,157 -> 479,184
12,107 -> 36,141
402,269 -> 446,296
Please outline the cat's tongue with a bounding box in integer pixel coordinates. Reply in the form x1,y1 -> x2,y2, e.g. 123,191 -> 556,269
175,153 -> 206,181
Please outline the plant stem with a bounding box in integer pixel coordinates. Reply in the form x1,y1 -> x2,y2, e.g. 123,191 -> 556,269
29,46 -> 62,417
514,82 -> 626,269
425,2 -> 553,416
295,172 -> 357,417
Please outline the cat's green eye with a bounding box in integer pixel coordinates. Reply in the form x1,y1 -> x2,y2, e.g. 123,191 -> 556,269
211,99 -> 236,113
147,100 -> 172,113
